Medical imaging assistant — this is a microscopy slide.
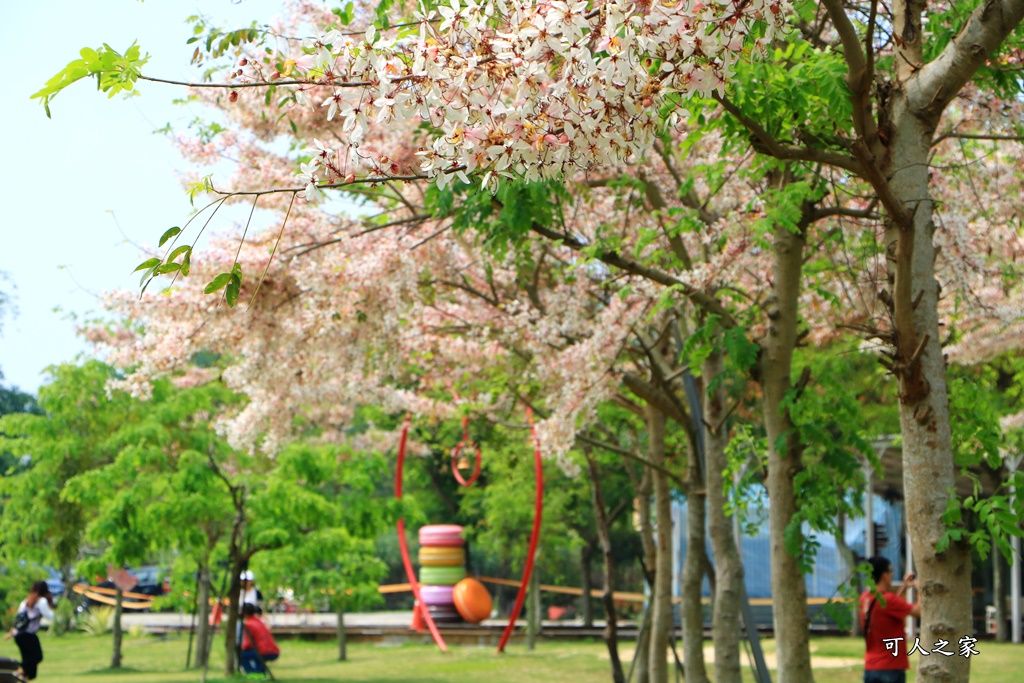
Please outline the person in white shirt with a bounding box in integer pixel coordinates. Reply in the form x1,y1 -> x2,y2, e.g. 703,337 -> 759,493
236,570 -> 264,646
4,581 -> 54,680
239,570 -> 261,610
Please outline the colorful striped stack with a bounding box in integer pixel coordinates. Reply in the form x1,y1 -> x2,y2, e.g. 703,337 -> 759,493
417,524 -> 466,623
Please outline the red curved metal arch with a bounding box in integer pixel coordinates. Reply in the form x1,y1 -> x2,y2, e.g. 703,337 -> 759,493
451,417 -> 482,488
496,407 -> 544,653
451,442 -> 482,487
394,418 -> 448,652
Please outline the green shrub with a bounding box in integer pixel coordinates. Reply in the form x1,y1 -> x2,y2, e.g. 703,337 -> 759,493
51,597 -> 78,636
79,606 -> 114,636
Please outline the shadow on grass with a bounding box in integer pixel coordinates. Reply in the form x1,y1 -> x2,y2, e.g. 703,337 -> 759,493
200,680 -> 433,683
83,668 -> 143,675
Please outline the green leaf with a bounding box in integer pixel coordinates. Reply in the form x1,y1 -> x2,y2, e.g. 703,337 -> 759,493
204,273 -> 232,294
158,227 -> 181,247
153,262 -> 182,275
133,257 -> 162,274
167,245 -> 191,262
225,281 -> 240,307
225,268 -> 242,307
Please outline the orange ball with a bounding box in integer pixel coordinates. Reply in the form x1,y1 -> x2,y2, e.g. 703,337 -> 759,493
452,578 -> 492,624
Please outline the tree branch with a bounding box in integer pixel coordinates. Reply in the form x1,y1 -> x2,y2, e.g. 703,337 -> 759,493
712,94 -> 863,175
849,139 -> 914,227
914,0 -> 1024,120
140,70 -> 433,91
612,393 -> 646,416
575,432 -> 686,489
208,167 -> 465,199
652,140 -> 720,226
810,199 -> 880,222
607,497 -> 631,526
932,131 -> 1024,145
638,169 -> 695,270
621,372 -> 689,428
140,75 -> 344,89
438,277 -> 501,308
822,0 -> 881,147
527,220 -> 738,327
632,327 -> 697,447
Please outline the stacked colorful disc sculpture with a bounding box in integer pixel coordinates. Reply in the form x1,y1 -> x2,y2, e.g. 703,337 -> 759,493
417,525 -> 466,623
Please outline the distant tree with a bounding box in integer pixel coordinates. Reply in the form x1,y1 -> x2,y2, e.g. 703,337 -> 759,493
0,382 -> 42,475
0,383 -> 40,420
63,378 -> 241,669
251,442 -> 396,661
0,362 -> 138,577
0,271 -> 13,339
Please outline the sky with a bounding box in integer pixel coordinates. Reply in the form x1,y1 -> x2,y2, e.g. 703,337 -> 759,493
0,0 -> 286,394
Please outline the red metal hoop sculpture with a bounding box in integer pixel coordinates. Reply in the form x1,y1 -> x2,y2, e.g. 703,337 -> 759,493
451,417 -> 482,487
394,409 -> 543,653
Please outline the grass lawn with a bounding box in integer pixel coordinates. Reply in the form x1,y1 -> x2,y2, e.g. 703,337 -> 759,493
4,632 -> 1020,682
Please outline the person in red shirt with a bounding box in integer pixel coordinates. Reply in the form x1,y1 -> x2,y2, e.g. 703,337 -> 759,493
239,603 -> 280,674
860,556 -> 921,683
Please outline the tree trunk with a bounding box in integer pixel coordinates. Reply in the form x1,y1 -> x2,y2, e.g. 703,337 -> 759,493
703,350 -> 743,683
995,542 -> 1008,642
195,564 -> 213,669
111,587 -> 124,669
224,557 -> 244,675
761,199 -> 815,683
835,512 -> 863,636
581,542 -> 595,629
647,406 -> 672,683
881,22 -> 973,677
527,566 -> 541,651
337,597 -> 348,660
585,451 -> 625,683
634,462 -> 655,683
633,601 -> 654,683
680,451 -> 709,683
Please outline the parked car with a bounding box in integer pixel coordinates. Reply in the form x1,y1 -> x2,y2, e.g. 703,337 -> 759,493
43,566 -> 65,604
4,562 -> 66,604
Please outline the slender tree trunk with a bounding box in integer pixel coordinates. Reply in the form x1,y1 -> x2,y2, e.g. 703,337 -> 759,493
527,567 -> 541,651
995,542 -> 1008,642
111,587 -> 124,669
647,406 -> 672,683
195,564 -> 213,669
337,597 -> 348,660
633,604 -> 654,683
635,463 -> 655,683
761,197 -> 814,683
681,452 -> 709,683
585,452 -> 625,683
224,555 -> 245,675
581,542 -> 595,628
835,512 -> 863,636
881,16 -> 974,676
703,350 -> 743,683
